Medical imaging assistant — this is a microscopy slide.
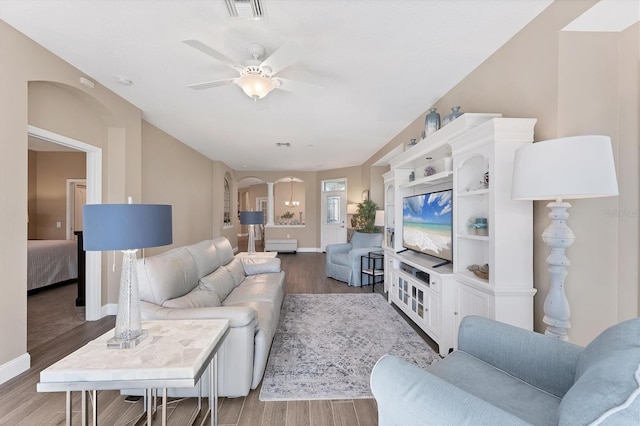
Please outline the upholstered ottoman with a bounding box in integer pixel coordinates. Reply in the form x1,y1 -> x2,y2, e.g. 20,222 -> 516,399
265,239 -> 297,253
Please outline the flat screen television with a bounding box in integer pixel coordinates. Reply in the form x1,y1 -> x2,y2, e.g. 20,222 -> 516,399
402,189 -> 453,267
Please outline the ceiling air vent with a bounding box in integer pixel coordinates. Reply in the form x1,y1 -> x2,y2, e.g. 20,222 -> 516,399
225,0 -> 266,20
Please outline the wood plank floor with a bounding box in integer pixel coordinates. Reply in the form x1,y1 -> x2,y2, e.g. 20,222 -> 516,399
1,238 -> 438,425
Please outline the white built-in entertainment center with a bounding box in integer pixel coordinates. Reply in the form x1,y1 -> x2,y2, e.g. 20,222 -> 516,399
383,113 -> 537,356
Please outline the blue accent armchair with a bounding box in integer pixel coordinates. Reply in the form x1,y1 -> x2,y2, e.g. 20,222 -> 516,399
325,231 -> 383,286
371,315 -> 640,425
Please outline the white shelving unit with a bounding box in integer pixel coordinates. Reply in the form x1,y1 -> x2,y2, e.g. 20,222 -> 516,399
383,113 -> 537,354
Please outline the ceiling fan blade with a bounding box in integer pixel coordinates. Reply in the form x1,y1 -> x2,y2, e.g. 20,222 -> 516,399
183,40 -> 242,71
260,41 -> 303,75
275,78 -> 323,97
187,79 -> 235,90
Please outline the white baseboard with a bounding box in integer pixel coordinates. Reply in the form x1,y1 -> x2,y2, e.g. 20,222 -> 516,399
296,247 -> 323,253
0,352 -> 30,385
102,303 -> 118,316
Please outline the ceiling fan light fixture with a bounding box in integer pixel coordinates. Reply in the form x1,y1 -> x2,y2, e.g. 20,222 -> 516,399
236,72 -> 274,100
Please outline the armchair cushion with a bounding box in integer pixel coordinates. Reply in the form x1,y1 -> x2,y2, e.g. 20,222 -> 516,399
331,252 -> 350,267
428,351 -> 561,425
560,318 -> 640,425
351,232 -> 383,250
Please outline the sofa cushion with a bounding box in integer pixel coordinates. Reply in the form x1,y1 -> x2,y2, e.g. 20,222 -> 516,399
185,240 -> 220,278
350,232 -> 383,250
162,289 -> 221,309
199,267 -> 236,301
137,247 -> 198,305
223,272 -> 285,307
559,348 -> 640,425
428,351 -> 561,426
224,258 -> 246,286
242,257 -> 281,275
213,236 -> 235,265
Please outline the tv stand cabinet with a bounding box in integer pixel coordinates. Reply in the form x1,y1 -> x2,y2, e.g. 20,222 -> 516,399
387,250 -> 455,356
383,114 -> 536,352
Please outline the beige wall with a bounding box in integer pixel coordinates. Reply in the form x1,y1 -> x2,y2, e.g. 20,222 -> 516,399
141,121 -> 214,256
1,19 -> 142,369
28,151 -> 86,240
366,1 -> 639,344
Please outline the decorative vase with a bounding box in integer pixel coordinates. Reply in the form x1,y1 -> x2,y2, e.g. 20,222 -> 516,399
425,108 -> 440,137
442,106 -> 463,126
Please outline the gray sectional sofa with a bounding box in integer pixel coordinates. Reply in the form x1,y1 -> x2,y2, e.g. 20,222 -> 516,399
132,237 -> 285,397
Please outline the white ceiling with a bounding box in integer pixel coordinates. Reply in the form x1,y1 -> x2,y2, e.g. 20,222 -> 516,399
0,0 -> 555,172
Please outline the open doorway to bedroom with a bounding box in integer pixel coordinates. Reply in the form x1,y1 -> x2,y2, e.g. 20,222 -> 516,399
26,127 -> 102,352
27,135 -> 86,350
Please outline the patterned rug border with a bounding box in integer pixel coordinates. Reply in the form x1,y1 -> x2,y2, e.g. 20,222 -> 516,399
259,293 -> 440,401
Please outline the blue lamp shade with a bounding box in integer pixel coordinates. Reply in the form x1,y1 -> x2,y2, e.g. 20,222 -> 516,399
83,204 -> 172,251
240,211 -> 264,225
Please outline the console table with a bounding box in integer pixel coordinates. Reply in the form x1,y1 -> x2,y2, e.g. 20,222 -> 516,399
37,319 -> 229,426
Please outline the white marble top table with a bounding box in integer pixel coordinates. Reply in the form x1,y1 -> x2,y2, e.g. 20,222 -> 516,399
38,319 -> 229,391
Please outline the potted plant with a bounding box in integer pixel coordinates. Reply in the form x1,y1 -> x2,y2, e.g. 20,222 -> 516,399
354,199 -> 380,233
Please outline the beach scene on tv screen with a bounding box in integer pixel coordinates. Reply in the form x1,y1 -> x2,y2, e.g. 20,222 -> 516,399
403,191 -> 453,261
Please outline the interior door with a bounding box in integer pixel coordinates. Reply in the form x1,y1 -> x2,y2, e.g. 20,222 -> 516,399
321,189 -> 347,251
74,184 -> 86,232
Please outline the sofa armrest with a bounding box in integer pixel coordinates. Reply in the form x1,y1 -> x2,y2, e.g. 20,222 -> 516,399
140,301 -> 257,328
458,316 -> 583,397
242,257 -> 281,275
371,355 -> 531,426
326,243 -> 352,257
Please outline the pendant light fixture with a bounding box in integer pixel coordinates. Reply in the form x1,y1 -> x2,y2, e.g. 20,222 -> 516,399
285,178 -> 300,207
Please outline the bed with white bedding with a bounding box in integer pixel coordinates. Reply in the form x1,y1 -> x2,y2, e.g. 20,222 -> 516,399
27,240 -> 78,291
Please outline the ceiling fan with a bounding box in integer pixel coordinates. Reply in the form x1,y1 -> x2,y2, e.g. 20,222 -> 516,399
184,39 -> 319,100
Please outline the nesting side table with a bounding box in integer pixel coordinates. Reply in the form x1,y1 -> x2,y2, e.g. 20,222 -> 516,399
361,251 -> 384,292
37,319 -> 229,426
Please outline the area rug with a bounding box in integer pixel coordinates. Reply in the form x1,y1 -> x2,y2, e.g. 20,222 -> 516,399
259,293 -> 440,401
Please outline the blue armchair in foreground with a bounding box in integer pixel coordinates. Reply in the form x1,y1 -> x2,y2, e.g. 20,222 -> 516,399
371,315 -> 640,425
325,231 -> 383,287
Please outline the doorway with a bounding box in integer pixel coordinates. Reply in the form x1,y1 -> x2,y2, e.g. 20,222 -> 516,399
66,179 -> 86,239
320,179 -> 347,251
28,126 -> 102,322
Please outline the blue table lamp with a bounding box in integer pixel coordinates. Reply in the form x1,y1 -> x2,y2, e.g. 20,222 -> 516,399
83,203 -> 172,348
240,211 -> 263,255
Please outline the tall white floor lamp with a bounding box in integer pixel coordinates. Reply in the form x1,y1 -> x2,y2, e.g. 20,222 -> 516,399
512,135 -> 618,341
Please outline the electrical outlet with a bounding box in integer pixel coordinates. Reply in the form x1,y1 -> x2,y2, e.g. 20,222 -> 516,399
56,222 -> 61,228
287,234 -> 290,239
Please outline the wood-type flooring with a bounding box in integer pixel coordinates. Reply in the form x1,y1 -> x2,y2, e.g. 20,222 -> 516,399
1,237 -> 437,425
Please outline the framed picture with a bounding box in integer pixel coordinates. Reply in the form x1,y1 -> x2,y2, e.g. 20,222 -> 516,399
362,190 -> 369,202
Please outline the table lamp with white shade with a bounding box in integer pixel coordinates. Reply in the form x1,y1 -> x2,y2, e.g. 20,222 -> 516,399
240,211 -> 264,255
83,203 -> 172,348
512,135 -> 618,341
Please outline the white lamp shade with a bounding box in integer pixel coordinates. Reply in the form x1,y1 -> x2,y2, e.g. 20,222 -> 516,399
512,135 -> 618,201
374,210 -> 385,227
347,204 -> 358,215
